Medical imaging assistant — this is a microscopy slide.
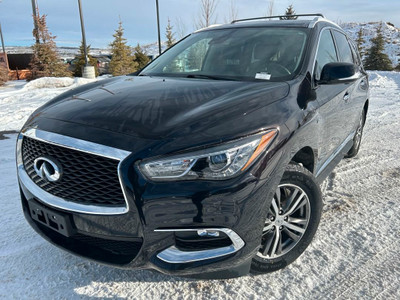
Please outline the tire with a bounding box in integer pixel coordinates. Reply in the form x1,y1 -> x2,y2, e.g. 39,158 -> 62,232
251,164 -> 322,274
345,110 -> 366,158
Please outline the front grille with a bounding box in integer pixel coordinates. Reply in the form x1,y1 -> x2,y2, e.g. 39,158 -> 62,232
22,136 -> 126,207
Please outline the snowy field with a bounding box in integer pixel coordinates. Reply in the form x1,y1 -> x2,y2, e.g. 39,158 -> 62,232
0,72 -> 399,299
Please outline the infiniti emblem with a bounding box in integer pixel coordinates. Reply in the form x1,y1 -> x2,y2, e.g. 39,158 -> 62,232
33,156 -> 63,182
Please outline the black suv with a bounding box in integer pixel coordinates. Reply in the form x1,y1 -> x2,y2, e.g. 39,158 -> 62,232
17,14 -> 369,278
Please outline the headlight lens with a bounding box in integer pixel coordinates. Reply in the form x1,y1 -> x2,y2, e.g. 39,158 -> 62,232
139,130 -> 277,181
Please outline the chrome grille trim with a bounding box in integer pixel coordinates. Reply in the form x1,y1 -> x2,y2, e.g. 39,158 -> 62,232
17,128 -> 131,215
22,128 -> 130,160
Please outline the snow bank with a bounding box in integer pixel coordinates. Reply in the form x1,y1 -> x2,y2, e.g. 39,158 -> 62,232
0,77 -> 101,132
22,77 -> 95,90
367,71 -> 400,96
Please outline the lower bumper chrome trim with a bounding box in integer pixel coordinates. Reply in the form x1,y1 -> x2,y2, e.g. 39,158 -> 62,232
154,228 -> 245,264
18,165 -> 128,215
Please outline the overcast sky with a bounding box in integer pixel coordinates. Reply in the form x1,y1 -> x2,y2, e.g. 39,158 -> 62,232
1,0 -> 399,48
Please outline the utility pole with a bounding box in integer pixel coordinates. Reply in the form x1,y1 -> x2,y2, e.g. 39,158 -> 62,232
77,0 -> 95,78
31,0 -> 39,44
77,0 -> 88,66
0,22 -> 5,54
0,22 -> 9,70
156,0 -> 161,55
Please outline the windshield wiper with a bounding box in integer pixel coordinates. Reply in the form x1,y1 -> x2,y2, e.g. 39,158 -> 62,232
186,74 -> 236,81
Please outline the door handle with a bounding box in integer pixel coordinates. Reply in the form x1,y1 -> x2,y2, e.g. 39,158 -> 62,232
343,92 -> 350,103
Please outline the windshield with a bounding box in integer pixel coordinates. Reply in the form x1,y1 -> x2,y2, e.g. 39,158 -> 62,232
141,27 -> 309,81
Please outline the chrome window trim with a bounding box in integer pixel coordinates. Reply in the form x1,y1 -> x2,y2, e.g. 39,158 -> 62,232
311,25 -> 355,82
316,130 -> 355,177
17,128 -> 131,215
311,26 -> 338,81
154,228 -> 245,263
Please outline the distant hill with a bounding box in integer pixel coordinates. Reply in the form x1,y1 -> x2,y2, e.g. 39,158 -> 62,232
4,43 -> 166,61
341,21 -> 400,66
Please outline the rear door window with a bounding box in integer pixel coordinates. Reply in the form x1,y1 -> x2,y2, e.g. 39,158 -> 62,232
349,41 -> 362,66
332,31 -> 354,64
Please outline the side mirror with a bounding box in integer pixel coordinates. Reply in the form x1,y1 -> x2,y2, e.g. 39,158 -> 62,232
319,62 -> 357,84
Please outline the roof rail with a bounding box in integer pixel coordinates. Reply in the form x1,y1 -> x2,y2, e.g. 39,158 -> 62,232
231,14 -> 325,24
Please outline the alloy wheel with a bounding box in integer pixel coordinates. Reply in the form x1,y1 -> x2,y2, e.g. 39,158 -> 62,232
257,183 -> 311,259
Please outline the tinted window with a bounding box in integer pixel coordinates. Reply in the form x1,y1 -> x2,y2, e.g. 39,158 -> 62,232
333,31 -> 354,63
315,30 -> 338,80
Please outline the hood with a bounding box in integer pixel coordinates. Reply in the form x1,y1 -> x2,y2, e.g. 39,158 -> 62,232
32,75 -> 289,141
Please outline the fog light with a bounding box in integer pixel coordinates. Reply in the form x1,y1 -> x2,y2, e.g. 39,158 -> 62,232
197,229 -> 220,237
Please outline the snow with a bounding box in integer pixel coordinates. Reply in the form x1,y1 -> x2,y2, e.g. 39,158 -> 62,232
1,72 -> 400,298
0,77 -> 100,132
22,77 -> 95,90
341,21 -> 400,66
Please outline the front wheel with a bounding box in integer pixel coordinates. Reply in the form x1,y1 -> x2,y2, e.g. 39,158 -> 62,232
251,164 -> 322,274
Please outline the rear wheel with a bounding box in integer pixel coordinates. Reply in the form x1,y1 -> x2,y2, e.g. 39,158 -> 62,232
251,164 -> 322,274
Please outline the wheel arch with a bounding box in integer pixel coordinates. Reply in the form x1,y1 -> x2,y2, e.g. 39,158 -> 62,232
289,146 -> 316,175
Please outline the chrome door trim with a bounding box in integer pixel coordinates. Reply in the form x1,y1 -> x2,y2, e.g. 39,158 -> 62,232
316,131 -> 355,177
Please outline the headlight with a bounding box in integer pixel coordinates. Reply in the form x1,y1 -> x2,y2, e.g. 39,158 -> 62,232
139,130 -> 278,181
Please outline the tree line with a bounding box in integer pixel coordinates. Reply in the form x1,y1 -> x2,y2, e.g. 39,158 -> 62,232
27,12 -> 178,80
282,5 -> 396,71
356,24 -> 396,71
1,1 -> 399,86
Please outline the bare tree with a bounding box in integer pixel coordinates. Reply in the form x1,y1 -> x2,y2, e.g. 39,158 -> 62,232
224,0 -> 238,23
195,0 -> 218,29
267,0 -> 274,17
175,16 -> 188,39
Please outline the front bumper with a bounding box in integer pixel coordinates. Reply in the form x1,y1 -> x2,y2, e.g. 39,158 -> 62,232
17,127 -> 285,278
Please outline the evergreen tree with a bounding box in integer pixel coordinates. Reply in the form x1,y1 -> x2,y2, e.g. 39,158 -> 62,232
186,46 -> 199,70
133,44 -> 150,70
29,14 -> 71,79
363,24 -> 393,71
186,41 -> 208,71
280,5 -> 297,20
165,18 -> 176,49
109,22 -> 137,76
73,42 -> 99,77
355,28 -> 365,58
0,65 -> 8,86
